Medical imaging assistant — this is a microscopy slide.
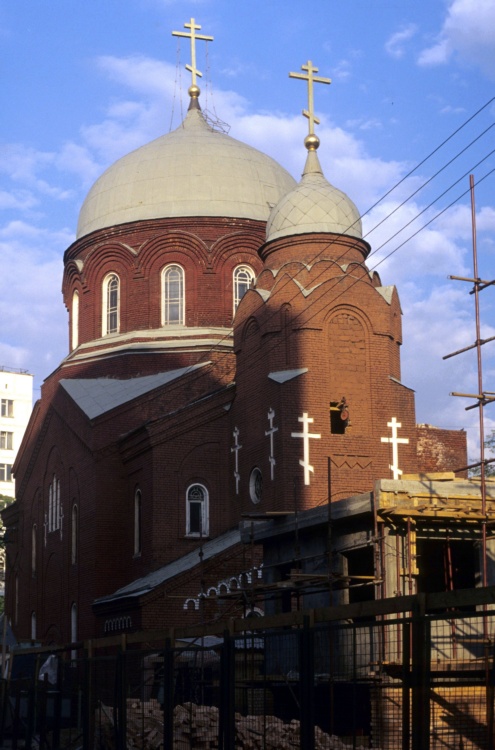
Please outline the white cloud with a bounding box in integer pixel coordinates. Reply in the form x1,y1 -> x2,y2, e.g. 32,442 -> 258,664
385,24 -> 417,59
96,55 -> 176,97
418,0 -> 495,79
0,221 -> 72,377
0,189 -> 38,212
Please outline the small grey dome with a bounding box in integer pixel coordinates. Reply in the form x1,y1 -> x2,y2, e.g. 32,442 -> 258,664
77,107 -> 297,239
266,149 -> 362,242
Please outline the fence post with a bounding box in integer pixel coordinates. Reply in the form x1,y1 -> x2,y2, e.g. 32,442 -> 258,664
401,620 -> 411,750
163,637 -> 174,750
411,594 -> 430,750
220,629 -> 235,750
114,650 -> 126,750
300,615 -> 315,750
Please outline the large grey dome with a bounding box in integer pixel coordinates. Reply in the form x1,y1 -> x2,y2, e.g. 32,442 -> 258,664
77,106 -> 297,239
266,149 -> 362,242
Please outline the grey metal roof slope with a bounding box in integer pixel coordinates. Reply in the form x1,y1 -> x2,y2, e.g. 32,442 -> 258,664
60,363 -> 208,419
94,527 -> 241,605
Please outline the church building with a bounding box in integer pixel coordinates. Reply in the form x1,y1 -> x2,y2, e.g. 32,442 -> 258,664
3,22 -> 468,645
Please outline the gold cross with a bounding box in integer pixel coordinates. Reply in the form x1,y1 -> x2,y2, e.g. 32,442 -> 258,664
172,18 -> 214,90
289,61 -> 331,136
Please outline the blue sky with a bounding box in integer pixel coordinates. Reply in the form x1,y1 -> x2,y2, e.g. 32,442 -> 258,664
1,0 -> 495,458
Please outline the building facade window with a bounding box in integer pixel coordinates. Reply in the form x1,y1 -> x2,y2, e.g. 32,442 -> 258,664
186,483 -> 209,537
47,475 -> 61,533
134,489 -> 142,556
71,603 -> 77,644
15,574 -> 19,624
31,524 -> 37,575
0,431 -> 13,450
1,399 -> 14,418
0,464 -> 13,482
102,273 -> 120,336
162,264 -> 184,325
71,504 -> 78,565
233,265 -> 255,314
249,467 -> 263,504
72,290 -> 79,350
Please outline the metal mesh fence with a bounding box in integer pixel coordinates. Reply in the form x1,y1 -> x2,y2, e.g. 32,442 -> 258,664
2,596 -> 495,749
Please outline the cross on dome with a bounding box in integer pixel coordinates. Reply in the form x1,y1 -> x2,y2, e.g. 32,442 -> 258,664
289,60 -> 331,150
172,17 -> 214,98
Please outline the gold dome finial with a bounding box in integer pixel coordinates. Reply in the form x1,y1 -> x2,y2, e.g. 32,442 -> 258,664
172,17 -> 214,102
289,60 -> 331,149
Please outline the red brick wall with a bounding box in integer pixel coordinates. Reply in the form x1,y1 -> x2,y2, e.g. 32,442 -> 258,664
416,424 -> 468,476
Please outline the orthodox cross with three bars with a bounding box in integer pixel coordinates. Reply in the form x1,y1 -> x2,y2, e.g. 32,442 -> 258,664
265,408 -> 278,480
381,417 -> 409,480
291,412 -> 321,485
289,61 -> 331,136
172,18 -> 214,89
231,426 -> 242,494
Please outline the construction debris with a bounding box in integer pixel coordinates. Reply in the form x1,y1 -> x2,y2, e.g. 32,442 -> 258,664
97,700 -> 369,749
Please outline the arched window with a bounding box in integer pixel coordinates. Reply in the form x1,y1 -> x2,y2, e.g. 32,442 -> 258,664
162,265 -> 184,326
31,524 -> 37,575
102,273 -> 120,336
15,574 -> 19,624
186,484 -> 209,537
233,265 -> 255,314
71,603 -> 77,644
134,489 -> 142,556
71,290 -> 79,350
48,475 -> 61,533
71,603 -> 78,661
71,504 -> 78,565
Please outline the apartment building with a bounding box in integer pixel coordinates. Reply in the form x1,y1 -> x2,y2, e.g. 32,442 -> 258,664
0,367 -> 33,499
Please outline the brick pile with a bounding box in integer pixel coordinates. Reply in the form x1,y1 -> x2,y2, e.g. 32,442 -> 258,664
96,699 -> 370,750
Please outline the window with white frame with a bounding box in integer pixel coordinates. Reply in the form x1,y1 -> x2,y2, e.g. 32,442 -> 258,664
1,399 -> 14,418
162,264 -> 184,325
0,431 -> 13,450
72,290 -> 79,349
0,464 -> 13,482
47,474 -> 62,533
134,489 -> 142,556
186,483 -> 209,537
233,265 -> 255,314
102,273 -> 120,335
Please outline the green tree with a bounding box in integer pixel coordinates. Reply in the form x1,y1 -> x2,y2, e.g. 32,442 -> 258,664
470,430 -> 495,477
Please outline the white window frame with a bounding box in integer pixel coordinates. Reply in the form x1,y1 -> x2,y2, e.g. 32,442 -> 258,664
134,489 -> 142,556
0,431 -> 13,450
72,290 -> 79,350
162,264 -> 185,326
0,464 -> 13,482
186,483 -> 209,537
233,265 -> 255,315
102,273 -> 120,336
1,399 -> 14,418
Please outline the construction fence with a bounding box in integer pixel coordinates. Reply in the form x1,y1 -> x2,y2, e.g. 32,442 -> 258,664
1,587 -> 495,749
